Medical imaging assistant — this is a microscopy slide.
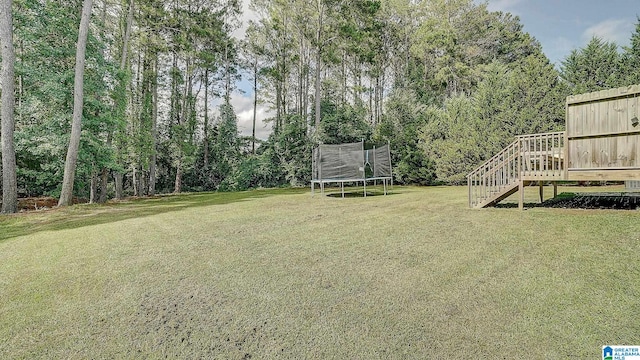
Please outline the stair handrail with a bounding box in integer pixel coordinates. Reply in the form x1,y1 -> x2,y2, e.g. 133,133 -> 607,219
467,139 -> 519,179
467,139 -> 520,207
467,131 -> 567,207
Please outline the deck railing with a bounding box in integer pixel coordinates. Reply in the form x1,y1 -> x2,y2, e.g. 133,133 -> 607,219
519,131 -> 565,179
467,139 -> 520,208
468,131 -> 566,208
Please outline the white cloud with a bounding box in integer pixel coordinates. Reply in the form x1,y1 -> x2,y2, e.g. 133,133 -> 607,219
204,93 -> 273,142
582,18 -> 633,45
224,1 -> 272,141
231,0 -> 259,40
229,94 -> 273,141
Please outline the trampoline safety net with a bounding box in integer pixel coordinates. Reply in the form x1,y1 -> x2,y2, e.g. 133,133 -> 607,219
312,141 -> 392,182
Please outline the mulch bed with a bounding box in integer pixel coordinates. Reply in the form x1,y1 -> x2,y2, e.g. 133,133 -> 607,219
543,192 -> 640,210
12,197 -> 88,211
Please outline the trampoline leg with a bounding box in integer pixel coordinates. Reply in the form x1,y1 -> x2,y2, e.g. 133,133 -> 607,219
384,179 -> 387,195
311,182 -> 314,197
364,181 -> 367,198
341,182 -> 344,198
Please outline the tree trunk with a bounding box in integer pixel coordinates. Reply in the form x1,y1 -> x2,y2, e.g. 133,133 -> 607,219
148,55 -> 158,196
99,166 -> 108,203
314,48 -> 321,131
298,36 -> 303,117
58,0 -> 93,207
89,166 -> 97,203
224,41 -> 231,103
174,58 -> 190,194
275,83 -> 281,134
17,35 -> 22,123
121,0 -> 134,70
369,74 -> 373,124
304,50 -> 309,133
174,160 -> 182,193
114,0 -> 134,200
203,67 -> 210,166
314,2 -> 323,133
252,58 -> 257,154
1,0 -> 17,213
139,168 -> 146,196
115,172 -> 123,198
342,51 -> 346,105
132,166 -> 138,196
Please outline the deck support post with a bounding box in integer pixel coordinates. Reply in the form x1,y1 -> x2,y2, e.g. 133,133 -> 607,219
539,181 -> 544,203
519,180 -> 524,210
553,182 -> 558,198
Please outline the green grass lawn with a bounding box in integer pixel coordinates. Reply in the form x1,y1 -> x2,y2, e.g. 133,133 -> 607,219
1,185 -> 639,358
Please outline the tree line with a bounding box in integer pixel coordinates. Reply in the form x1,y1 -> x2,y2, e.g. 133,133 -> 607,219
1,0 -> 640,213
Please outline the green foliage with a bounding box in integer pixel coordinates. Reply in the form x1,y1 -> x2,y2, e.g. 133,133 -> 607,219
6,0 -> 614,198
620,17 -> 640,86
277,115 -> 312,186
560,37 -> 622,94
374,89 -> 436,185
218,152 -> 284,192
408,0 -> 540,100
214,101 -> 240,178
421,94 -> 484,184
318,101 -> 371,144
505,54 -> 568,134
421,58 -> 567,184
13,0 -> 116,198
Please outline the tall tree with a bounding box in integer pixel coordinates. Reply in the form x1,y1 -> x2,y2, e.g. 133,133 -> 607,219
113,0 -> 134,199
560,37 -> 621,94
1,0 -> 17,213
621,17 -> 640,86
242,22 -> 267,154
58,0 -> 93,206
421,56 -> 567,184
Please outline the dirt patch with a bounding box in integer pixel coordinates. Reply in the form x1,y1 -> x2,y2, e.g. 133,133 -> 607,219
127,289 -> 270,358
17,197 -> 59,211
14,197 -> 87,211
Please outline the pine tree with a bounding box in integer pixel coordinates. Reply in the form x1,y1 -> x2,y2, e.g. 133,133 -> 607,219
1,0 -> 17,213
58,0 -> 94,206
621,17 -> 640,85
560,37 -> 621,94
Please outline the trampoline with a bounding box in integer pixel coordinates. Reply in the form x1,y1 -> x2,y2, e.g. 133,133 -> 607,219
311,141 -> 393,197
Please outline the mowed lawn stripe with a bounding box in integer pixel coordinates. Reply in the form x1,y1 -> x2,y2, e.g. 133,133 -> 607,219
1,186 -> 639,358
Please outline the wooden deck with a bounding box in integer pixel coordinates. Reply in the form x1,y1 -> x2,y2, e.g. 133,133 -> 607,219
468,132 -> 566,209
469,86 -> 640,208
468,130 -> 640,208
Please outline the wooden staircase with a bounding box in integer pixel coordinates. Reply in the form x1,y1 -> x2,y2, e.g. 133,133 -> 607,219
468,132 -> 566,208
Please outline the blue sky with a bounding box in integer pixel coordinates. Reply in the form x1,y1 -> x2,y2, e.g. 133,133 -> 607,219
481,0 -> 638,66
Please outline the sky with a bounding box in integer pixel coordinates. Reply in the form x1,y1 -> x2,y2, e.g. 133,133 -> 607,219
481,0 -> 638,65
228,0 -> 639,141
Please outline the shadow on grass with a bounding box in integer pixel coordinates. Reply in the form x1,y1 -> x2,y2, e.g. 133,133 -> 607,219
495,192 -> 640,210
324,190 -> 397,198
0,188 -> 308,242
